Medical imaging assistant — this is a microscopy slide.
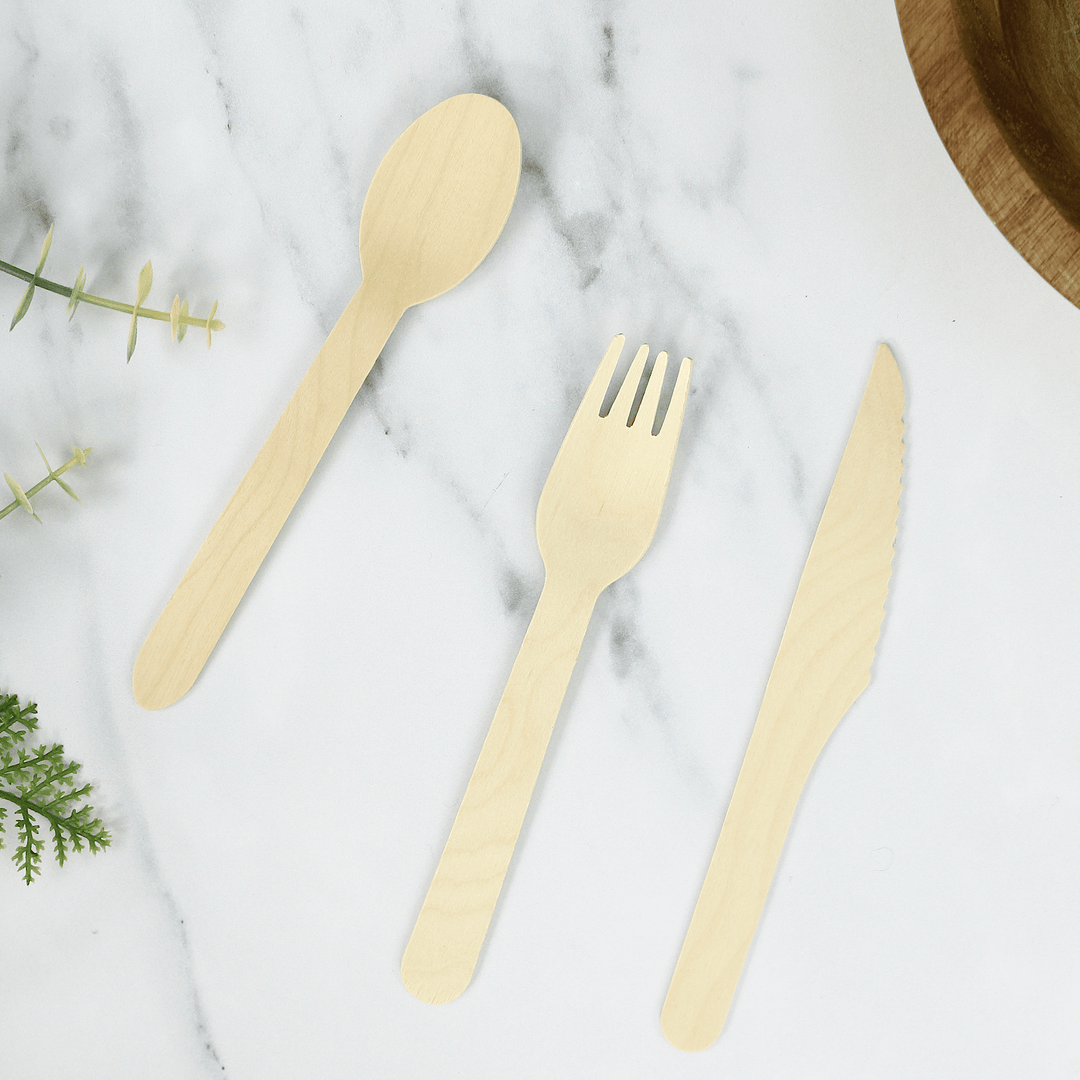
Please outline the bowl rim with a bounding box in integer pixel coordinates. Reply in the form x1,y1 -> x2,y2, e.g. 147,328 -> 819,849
896,0 -> 1080,309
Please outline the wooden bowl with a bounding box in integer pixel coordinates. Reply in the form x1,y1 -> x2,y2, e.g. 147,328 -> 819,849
896,0 -> 1080,308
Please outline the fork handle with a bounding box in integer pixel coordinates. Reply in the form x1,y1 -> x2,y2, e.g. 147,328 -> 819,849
401,575 -> 597,1004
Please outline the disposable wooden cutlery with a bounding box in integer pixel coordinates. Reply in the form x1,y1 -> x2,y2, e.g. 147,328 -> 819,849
133,94 -> 521,710
661,344 -> 904,1051
401,335 -> 692,1004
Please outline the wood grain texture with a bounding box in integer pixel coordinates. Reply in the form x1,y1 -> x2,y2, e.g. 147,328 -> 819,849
661,344 -> 904,1052
401,336 -> 692,1004
133,94 -> 521,710
896,0 -> 1080,307
975,0 -> 1080,230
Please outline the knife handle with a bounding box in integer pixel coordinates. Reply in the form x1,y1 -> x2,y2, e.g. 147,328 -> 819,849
132,278 -> 404,711
401,576 -> 596,1004
661,704 -> 823,1051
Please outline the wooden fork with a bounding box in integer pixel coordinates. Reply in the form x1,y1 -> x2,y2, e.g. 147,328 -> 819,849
401,334 -> 692,1004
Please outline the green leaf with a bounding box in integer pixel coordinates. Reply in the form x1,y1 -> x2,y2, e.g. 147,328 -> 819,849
9,282 -> 36,330
35,224 -> 54,275
127,261 -> 153,361
136,260 -> 153,306
0,692 -> 38,746
126,312 -> 138,361
36,443 -> 54,475
206,300 -> 218,349
52,821 -> 68,867
0,689 -> 110,884
16,804 -> 40,885
9,225 -> 54,332
4,473 -> 39,521
38,443 -> 79,501
67,266 -> 86,319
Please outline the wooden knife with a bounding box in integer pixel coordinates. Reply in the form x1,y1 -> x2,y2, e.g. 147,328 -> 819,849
661,343 -> 905,1051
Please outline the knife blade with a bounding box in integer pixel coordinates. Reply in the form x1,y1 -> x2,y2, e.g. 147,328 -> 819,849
661,343 -> 905,1051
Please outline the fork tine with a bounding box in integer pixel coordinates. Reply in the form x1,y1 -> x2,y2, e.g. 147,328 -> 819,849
635,351 -> 668,433
610,344 -> 650,424
579,334 -> 625,417
657,357 -> 693,444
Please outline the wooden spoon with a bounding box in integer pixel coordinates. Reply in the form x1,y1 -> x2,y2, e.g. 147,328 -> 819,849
133,94 -> 521,710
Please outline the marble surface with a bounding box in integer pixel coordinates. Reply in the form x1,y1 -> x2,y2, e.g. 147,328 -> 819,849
2,1 -> 1079,1076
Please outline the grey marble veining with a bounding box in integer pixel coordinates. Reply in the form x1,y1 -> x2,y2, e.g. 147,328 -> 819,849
3,1 -> 1080,1077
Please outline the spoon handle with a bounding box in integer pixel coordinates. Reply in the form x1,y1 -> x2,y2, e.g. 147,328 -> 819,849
401,576 -> 597,1004
133,279 -> 403,710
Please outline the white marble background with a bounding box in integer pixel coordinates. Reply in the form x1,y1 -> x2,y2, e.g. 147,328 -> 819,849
2,0 -> 1078,1076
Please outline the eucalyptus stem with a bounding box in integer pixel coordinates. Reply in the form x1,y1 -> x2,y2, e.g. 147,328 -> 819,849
2,446 -> 91,522
0,259 -> 213,327
1,224 -> 224,358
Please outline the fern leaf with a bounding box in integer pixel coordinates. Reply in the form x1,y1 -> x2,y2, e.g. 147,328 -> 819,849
52,820 -> 68,866
15,804 -> 41,884
0,689 -> 110,883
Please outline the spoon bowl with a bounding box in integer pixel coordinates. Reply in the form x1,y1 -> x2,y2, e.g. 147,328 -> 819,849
360,94 -> 521,305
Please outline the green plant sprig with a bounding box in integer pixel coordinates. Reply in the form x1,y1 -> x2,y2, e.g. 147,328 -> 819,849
0,691 -> 110,884
2,445 -> 91,523
1,225 -> 224,360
